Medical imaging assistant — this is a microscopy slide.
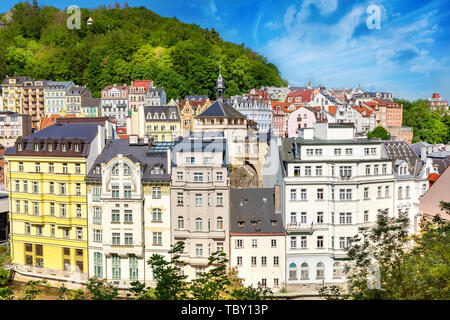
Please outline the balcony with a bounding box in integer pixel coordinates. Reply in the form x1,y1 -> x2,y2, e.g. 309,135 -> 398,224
286,222 -> 314,234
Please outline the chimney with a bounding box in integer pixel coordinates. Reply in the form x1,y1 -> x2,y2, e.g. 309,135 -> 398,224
274,184 -> 281,214
421,146 -> 427,161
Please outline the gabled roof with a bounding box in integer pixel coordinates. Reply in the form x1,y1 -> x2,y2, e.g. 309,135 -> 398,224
285,89 -> 315,103
352,105 -> 374,117
328,105 -> 338,116
382,141 -> 423,176
196,100 -> 245,119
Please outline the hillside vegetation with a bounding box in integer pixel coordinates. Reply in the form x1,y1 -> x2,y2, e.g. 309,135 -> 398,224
0,1 -> 287,99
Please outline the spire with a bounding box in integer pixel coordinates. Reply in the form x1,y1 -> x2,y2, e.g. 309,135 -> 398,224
308,80 -> 312,89
216,64 -> 226,102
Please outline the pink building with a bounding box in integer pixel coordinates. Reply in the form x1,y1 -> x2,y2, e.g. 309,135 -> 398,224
419,166 -> 450,223
0,111 -> 32,148
128,80 -> 153,111
287,106 -> 327,138
271,101 -> 287,138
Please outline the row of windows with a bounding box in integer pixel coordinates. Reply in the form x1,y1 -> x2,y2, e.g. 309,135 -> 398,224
177,217 -> 224,231
235,239 -> 277,249
93,253 -> 138,280
176,171 -> 223,181
18,142 -> 81,153
289,235 -> 353,249
16,200 -> 82,217
290,185 -> 392,201
236,256 -> 280,267
288,262 -> 343,280
15,180 -> 81,195
292,164 -> 389,177
24,223 -> 83,239
176,192 -> 224,207
17,162 -> 82,174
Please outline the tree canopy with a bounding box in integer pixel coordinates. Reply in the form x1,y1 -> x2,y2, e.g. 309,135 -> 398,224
367,126 -> 391,140
0,2 -> 288,100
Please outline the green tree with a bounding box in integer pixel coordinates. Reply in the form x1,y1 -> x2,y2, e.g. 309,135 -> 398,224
147,241 -> 189,300
19,280 -> 47,300
367,126 -> 391,140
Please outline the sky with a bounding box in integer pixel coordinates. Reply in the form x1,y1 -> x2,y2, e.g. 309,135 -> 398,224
1,0 -> 450,101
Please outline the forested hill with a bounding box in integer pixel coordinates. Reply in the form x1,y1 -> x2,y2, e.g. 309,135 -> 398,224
0,2 -> 288,100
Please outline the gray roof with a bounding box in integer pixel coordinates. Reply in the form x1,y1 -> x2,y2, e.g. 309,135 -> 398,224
171,135 -> 227,167
382,141 -> 423,176
144,105 -> 180,121
87,139 -> 170,183
185,95 -> 208,101
230,188 -> 285,234
410,142 -> 432,155
196,100 -> 245,119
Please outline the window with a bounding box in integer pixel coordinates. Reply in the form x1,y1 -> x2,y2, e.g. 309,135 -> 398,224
177,192 -> 184,205
177,172 -> 183,181
252,239 -> 258,248
316,166 -> 323,176
251,256 -> 257,267
290,236 -> 297,248
300,236 -> 307,248
364,210 -> 369,222
16,200 -> 20,213
124,185 -> 131,198
152,187 -> 161,199
76,227 -> 83,239
112,233 -> 120,245
366,165 -> 371,175
364,148 -> 370,155
76,204 -> 82,217
153,232 -> 162,245
63,228 -> 70,238
300,263 -> 309,279
382,164 -> 387,174
339,166 -> 352,177
33,202 -> 39,215
315,149 -> 323,156
305,166 -> 312,176
124,210 -> 132,223
374,165 -> 379,175
76,183 -> 81,195
317,236 -> 324,248
317,212 -> 324,223
195,218 -> 203,231
306,149 -> 314,156
385,186 -> 390,198
62,163 -> 68,174
112,210 -> 120,223
317,188 -> 324,200
316,262 -> 325,279
290,189 -> 296,200
94,230 -> 102,243
61,144 -> 67,152
237,256 -> 242,266
94,252 -> 103,278
261,256 -> 267,267
196,244 -> 203,257
300,212 -> 307,224
75,164 -> 81,174
334,149 -> 341,156
112,164 -> 119,175
35,163 -> 40,173
49,163 -> 54,173
32,181 -> 39,193
124,233 -> 133,245
193,172 -> 203,182
112,255 -> 121,280
217,242 -> 224,252
405,186 -> 410,199
293,166 -> 301,176
129,255 -> 138,280
186,157 -> 195,164
112,185 -> 119,198
36,225 -> 43,236
422,184 -> 427,195
271,239 -> 277,248
345,148 -> 353,156
216,172 -> 223,181
59,183 -> 66,195
216,217 -> 223,230
216,193 -> 224,206
289,263 -> 297,280
377,186 -> 382,198
152,208 -> 162,222
19,162 -> 23,171
300,189 -> 307,200
195,194 -> 202,206
123,164 -> 131,176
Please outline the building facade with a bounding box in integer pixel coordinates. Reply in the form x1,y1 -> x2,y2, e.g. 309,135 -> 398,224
4,119 -> 108,283
45,81 -> 74,116
279,123 -> 396,292
22,80 -> 49,129
86,137 -> 171,287
231,97 -> 273,133
1,76 -> 29,113
146,87 -> 166,106
170,136 -> 230,280
0,111 -> 32,148
101,84 -> 129,127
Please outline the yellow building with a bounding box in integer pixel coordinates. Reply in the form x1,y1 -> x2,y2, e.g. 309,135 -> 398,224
1,76 -> 30,113
178,97 -> 212,136
129,105 -> 181,142
4,119 -> 107,282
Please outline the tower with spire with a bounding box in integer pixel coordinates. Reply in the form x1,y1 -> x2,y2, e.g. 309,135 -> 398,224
216,65 -> 226,102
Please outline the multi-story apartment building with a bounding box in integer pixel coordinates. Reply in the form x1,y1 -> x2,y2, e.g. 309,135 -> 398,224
45,81 -> 74,115
0,111 -> 32,148
22,79 -> 49,129
66,86 -> 92,117
231,97 -> 273,133
4,118 -> 109,284
81,97 -> 100,118
129,105 -> 181,142
178,98 -> 212,136
86,136 -> 171,288
101,84 -> 129,127
230,187 -> 285,291
382,141 -> 432,234
1,76 -> 30,113
271,101 -> 287,138
170,135 -> 229,280
279,123 -> 396,292
146,87 -> 166,106
128,80 -> 153,111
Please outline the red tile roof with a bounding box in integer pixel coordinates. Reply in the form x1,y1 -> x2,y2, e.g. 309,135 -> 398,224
328,105 -> 338,116
352,105 -> 374,117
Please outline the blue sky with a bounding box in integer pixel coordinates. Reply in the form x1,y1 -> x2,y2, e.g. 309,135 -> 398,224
2,0 -> 450,101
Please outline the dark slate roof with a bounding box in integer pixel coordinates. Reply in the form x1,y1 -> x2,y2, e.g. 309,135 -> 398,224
144,105 -> 180,121
1,76 -> 30,86
230,188 -> 285,234
87,139 -> 170,182
428,152 -> 450,175
185,95 -> 208,101
29,122 -> 99,141
196,100 -> 245,119
382,141 -> 423,176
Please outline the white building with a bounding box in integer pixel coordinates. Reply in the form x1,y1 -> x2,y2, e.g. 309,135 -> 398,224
101,84 -> 129,127
231,96 -> 273,133
230,187 -> 286,292
146,87 -> 166,106
86,136 -> 171,288
44,81 -> 74,115
279,123 -> 396,292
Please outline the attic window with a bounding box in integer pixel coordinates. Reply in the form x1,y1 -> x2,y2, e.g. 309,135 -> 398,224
251,220 -> 258,226
61,144 -> 67,152
160,113 -> 166,119
17,143 -> 23,151
147,113 -> 152,120
48,144 -> 53,152
95,166 -> 101,175
271,219 -> 278,226
151,165 -> 163,175
262,197 -> 267,203
154,113 -> 158,119
238,221 -> 245,227
34,143 -> 39,152
74,144 -> 80,152
171,112 -> 176,119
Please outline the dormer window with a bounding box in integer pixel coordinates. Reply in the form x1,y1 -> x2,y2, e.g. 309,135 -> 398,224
238,221 -> 245,227
34,143 -> 39,152
17,143 -> 23,152
161,113 -> 166,119
112,164 -> 119,175
74,144 -> 80,152
61,144 -> 67,152
147,113 -> 152,120
95,166 -> 101,175
151,165 -> 163,175
48,144 -> 53,152
171,112 -> 176,119
123,164 -> 131,176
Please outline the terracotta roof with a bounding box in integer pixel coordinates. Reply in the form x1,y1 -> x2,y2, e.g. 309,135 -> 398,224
40,114 -> 76,130
352,105 -> 374,117
285,89 -> 315,103
328,105 -> 338,116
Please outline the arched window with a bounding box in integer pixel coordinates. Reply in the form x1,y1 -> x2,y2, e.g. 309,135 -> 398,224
316,262 -> 325,279
177,216 -> 184,229
333,262 -> 342,279
289,263 -> 297,280
195,218 -> 203,231
123,164 -> 131,176
301,263 -> 309,280
112,164 -> 119,175
216,217 -> 223,230
152,208 -> 162,222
